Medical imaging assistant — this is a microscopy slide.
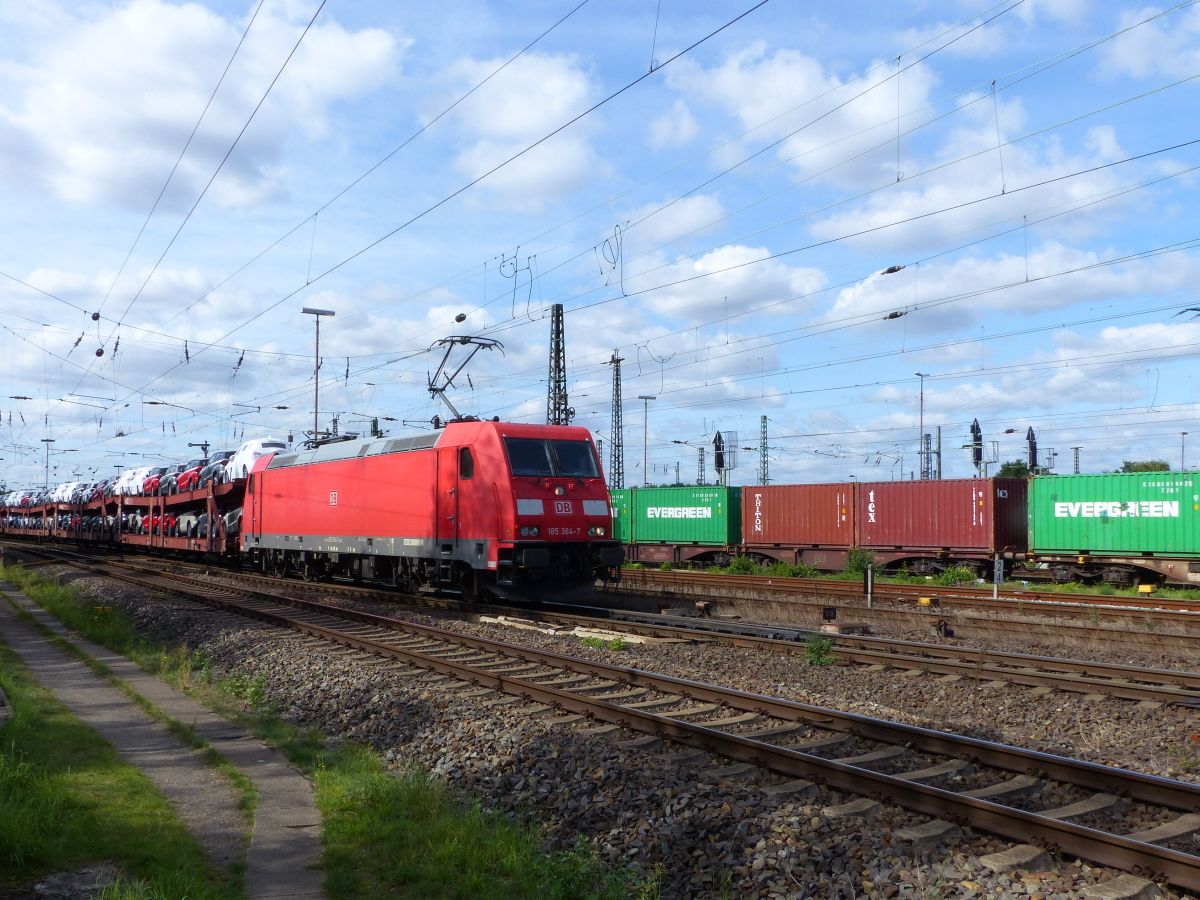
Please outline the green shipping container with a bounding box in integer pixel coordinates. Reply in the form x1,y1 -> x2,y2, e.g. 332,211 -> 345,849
1029,472 -> 1200,557
629,486 -> 741,545
609,488 -> 632,543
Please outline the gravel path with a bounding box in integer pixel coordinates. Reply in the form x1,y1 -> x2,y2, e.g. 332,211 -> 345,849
1,578 -> 326,899
42,568 -> 1197,899
0,586 -> 247,876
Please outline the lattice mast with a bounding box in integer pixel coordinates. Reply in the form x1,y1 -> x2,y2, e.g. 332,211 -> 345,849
607,351 -> 625,488
921,433 -> 934,480
759,415 -> 769,485
546,303 -> 573,425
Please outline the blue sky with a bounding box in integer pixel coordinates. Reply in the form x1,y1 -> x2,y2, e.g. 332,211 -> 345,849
3,0 -> 1200,491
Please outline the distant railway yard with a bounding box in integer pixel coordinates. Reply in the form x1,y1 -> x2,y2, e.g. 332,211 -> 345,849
4,541 -> 1199,898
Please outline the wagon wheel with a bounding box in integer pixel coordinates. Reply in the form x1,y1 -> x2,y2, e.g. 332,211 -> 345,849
272,555 -> 288,579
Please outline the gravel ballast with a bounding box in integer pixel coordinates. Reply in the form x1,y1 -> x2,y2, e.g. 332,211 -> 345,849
35,568 -> 1198,899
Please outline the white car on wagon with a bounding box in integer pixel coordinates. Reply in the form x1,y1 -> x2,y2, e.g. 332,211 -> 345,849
226,437 -> 289,481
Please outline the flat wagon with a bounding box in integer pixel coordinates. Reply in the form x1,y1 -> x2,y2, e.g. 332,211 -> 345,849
621,485 -> 741,565
1027,471 -> 1200,585
741,483 -> 855,570
855,478 -> 1028,575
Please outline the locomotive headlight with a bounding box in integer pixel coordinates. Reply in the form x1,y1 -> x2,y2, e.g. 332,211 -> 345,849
519,525 -> 540,537
588,526 -> 606,537
554,486 -> 566,496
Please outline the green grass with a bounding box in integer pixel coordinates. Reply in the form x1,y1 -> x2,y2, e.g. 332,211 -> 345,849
0,641 -> 237,898
0,563 -> 651,899
802,635 -> 836,666
580,636 -> 628,651
317,752 -> 642,899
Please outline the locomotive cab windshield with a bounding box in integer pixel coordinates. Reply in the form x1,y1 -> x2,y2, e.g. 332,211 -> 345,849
502,437 -> 599,478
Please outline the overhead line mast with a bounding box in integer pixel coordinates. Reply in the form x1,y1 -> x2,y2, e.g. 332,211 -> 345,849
546,303 -> 573,425
607,351 -> 625,488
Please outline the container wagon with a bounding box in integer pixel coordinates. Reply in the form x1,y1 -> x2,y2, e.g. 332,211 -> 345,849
741,483 -> 855,570
609,487 -> 633,543
1027,471 -> 1200,585
855,478 -> 1028,575
621,485 -> 741,565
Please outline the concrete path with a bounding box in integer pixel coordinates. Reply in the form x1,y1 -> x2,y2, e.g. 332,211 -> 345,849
0,583 -> 325,899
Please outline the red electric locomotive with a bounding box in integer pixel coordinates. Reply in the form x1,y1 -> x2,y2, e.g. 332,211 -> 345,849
242,419 -> 623,598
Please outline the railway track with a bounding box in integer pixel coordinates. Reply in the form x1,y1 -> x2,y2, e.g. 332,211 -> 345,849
495,609 -> 1200,708
15,549 -> 1200,892
616,568 -> 1200,620
12,544 -> 1199,707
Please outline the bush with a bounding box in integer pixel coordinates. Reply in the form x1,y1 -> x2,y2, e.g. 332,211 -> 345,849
723,556 -> 756,575
657,561 -> 672,572
844,549 -> 874,575
765,561 -> 819,578
935,566 -> 976,586
803,635 -> 835,666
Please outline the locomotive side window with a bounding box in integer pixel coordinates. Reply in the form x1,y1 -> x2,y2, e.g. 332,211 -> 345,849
459,447 -> 475,479
503,437 -> 599,477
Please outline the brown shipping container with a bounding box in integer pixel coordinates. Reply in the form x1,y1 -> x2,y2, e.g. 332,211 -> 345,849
742,483 -> 855,547
855,478 -> 1028,551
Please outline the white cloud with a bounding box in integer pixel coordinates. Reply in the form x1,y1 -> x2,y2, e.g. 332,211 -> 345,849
807,123 -> 1131,253
825,240 -> 1200,327
451,134 -> 600,211
628,243 -> 826,323
625,193 -> 725,248
649,99 -> 698,149
1013,0 -> 1091,26
0,0 -> 401,209
440,52 -> 602,209
668,42 -> 940,187
1103,4 -> 1200,79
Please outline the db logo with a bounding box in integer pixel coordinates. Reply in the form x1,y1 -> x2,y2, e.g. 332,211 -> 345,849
329,491 -> 339,506
554,500 -> 573,514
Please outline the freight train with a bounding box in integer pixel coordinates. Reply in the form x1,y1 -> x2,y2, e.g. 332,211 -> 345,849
1,420 -> 624,600
614,472 -> 1200,587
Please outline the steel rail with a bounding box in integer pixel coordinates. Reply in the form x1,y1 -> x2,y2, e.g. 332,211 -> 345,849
21,549 -> 1200,890
151,582 -> 1200,891
518,609 -> 1200,705
128,554 -> 1200,700
619,569 -> 1200,617
16,544 -> 1200,705
64,551 -> 1200,807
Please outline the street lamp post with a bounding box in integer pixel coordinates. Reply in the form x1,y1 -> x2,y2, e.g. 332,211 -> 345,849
301,307 -> 336,444
40,438 -> 54,491
915,372 -> 928,480
637,395 -> 656,485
